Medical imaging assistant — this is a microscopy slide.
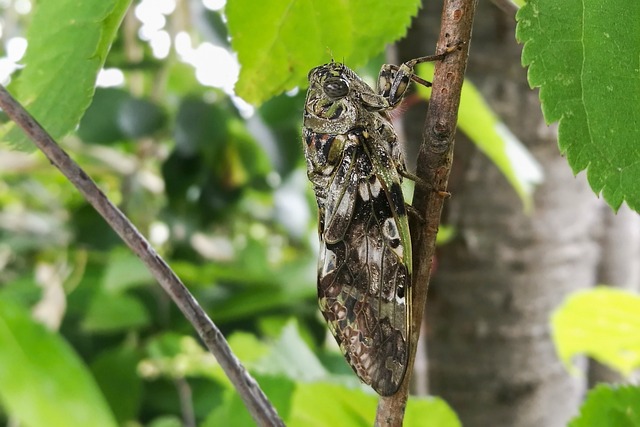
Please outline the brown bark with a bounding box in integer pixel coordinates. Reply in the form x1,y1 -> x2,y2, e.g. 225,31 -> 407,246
376,1 -> 477,424
396,1 -> 638,426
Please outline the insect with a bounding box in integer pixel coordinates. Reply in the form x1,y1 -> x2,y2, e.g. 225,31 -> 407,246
302,56 -> 442,396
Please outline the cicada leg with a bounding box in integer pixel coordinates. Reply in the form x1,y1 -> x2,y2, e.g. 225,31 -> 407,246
377,43 -> 463,107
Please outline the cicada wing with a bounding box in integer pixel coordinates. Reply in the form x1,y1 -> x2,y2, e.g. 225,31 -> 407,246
317,130 -> 411,396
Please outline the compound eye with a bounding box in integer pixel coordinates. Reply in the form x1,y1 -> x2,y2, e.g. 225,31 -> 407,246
323,78 -> 349,99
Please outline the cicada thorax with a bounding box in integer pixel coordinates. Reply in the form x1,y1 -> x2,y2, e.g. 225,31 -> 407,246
302,61 -> 414,396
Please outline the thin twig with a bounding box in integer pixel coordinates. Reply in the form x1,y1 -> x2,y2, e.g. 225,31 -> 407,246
175,378 -> 196,427
375,0 -> 478,425
0,85 -> 285,427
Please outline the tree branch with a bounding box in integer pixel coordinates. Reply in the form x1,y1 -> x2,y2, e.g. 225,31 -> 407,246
375,0 -> 478,425
0,85 -> 284,427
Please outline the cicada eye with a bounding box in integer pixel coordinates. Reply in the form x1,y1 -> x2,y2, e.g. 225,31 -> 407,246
323,78 -> 350,99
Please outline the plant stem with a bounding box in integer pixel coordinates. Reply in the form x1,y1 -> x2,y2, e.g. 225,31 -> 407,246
375,0 -> 478,425
0,85 -> 285,427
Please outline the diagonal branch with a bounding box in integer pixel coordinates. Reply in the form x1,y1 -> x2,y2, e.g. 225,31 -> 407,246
375,0 -> 478,425
0,85 -> 284,427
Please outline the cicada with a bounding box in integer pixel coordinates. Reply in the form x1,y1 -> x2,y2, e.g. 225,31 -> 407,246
302,58 -> 433,396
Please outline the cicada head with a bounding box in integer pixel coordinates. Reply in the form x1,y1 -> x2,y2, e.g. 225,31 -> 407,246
303,62 -> 363,134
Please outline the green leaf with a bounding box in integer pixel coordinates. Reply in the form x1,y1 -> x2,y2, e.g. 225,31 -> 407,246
102,248 -> 153,293
77,89 -> 166,143
210,285 -> 313,323
70,203 -> 122,251
517,0 -> 640,211
0,299 -> 117,427
404,396 -> 462,427
258,91 -> 307,175
0,275 -> 42,307
1,0 -> 132,149
256,320 -> 327,381
551,287 -> 640,376
76,88 -> 130,144
117,97 -> 166,138
173,97 -> 230,157
227,332 -> 271,364
147,416 -> 184,427
288,383 -> 376,427
90,345 -> 142,423
569,384 -> 640,427
416,63 -> 543,210
206,323 -> 323,387
287,383 -> 460,427
226,0 -> 421,104
457,78 -> 542,211
82,291 -> 150,333
202,375 -> 295,427
205,331 -> 271,386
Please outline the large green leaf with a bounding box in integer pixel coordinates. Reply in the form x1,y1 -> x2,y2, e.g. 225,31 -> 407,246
1,0 -> 132,150
0,299 -> 117,427
226,0 -> 421,104
551,287 -> 640,376
569,384 -> 640,427
517,0 -> 640,211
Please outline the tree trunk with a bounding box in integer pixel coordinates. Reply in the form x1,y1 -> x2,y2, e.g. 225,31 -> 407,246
396,2 -> 640,426
589,204 -> 640,384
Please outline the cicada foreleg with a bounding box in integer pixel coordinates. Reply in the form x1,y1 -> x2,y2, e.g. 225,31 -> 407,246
377,63 -> 415,107
378,43 -> 463,107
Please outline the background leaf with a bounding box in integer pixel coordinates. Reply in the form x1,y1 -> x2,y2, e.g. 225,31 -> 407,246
226,0 -> 421,104
82,291 -> 150,333
516,0 -> 640,211
551,287 -> 640,376
287,383 -> 460,427
416,63 -> 543,210
288,383 -> 376,427
568,384 -> 640,427
255,320 -> 327,381
404,396 -> 462,427
0,299 -> 117,427
202,375 -> 295,427
102,248 -> 154,293
0,0 -> 132,149
90,345 -> 142,423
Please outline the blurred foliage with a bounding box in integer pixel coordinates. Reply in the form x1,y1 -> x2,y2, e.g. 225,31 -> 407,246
0,300 -> 118,427
568,384 -> 640,427
552,287 -> 640,377
0,0 -> 460,425
552,287 -> 640,427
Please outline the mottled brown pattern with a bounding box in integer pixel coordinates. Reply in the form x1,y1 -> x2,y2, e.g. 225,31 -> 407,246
303,61 -> 415,396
